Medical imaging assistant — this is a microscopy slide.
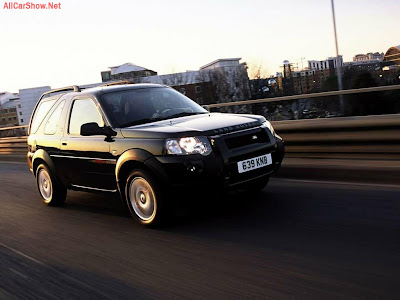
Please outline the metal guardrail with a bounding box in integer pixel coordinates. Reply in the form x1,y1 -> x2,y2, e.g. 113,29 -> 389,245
209,84 -> 400,108
0,125 -> 28,139
272,114 -> 400,160
0,86 -> 399,162
0,125 -> 28,131
0,114 -> 399,161
0,136 -> 27,159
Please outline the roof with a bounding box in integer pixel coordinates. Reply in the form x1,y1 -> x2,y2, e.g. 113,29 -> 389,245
200,58 -> 241,70
83,83 -> 167,95
383,45 -> 400,65
109,63 -> 152,75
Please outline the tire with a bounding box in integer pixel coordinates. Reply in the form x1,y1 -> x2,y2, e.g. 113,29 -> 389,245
125,169 -> 167,226
36,163 -> 67,206
245,176 -> 270,193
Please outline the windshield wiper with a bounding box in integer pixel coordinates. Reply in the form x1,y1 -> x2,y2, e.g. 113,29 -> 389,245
119,117 -> 161,128
119,112 -> 207,127
162,111 -> 207,121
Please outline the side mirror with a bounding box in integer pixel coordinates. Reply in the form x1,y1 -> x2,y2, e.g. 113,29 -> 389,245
81,122 -> 117,137
81,122 -> 103,136
202,105 -> 210,112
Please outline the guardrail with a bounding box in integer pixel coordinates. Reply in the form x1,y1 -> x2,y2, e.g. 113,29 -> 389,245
0,125 -> 28,138
209,84 -> 400,108
0,86 -> 399,163
0,114 -> 398,162
272,114 -> 400,160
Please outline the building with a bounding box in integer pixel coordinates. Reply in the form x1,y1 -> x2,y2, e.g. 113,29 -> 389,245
0,92 -> 21,126
383,45 -> 400,67
0,92 -> 18,106
101,58 -> 251,106
276,61 -> 295,96
380,45 -> 400,85
292,70 -> 321,94
101,63 -> 157,82
353,52 -> 384,62
308,56 -> 343,76
18,86 -> 51,125
342,51 -> 384,72
0,107 -> 18,127
200,58 -> 242,70
1,95 -> 22,125
343,60 -> 382,72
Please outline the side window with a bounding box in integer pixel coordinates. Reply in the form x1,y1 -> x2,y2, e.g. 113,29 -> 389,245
69,99 -> 104,136
30,99 -> 57,133
44,100 -> 65,135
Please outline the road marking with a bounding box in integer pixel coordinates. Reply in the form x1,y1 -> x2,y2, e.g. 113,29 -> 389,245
0,243 -> 45,265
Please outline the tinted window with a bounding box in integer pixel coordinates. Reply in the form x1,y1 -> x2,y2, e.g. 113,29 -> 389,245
30,99 -> 57,133
69,99 -> 104,135
100,87 -> 207,127
44,100 -> 65,135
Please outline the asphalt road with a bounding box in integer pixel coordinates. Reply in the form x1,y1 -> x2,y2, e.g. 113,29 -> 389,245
1,162 -> 399,299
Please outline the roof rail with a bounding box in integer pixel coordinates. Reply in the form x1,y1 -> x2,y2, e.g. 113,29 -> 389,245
100,80 -> 132,87
39,85 -> 81,101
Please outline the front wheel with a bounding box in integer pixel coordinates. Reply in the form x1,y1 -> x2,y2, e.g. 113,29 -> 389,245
125,169 -> 167,226
36,163 -> 66,206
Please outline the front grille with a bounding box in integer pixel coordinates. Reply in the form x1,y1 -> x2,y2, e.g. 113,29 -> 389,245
224,129 -> 269,150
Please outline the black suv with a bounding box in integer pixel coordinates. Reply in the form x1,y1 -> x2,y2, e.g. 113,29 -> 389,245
27,83 -> 284,226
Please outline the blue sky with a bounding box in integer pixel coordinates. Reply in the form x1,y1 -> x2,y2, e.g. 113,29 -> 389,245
0,0 -> 399,92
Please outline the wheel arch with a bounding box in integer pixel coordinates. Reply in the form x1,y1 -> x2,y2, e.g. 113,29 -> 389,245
32,149 -> 56,178
115,149 -> 168,195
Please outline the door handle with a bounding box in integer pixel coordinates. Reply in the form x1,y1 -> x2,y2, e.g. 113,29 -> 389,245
62,142 -> 67,146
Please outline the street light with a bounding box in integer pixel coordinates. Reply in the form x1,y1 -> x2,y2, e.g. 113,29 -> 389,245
331,0 -> 344,115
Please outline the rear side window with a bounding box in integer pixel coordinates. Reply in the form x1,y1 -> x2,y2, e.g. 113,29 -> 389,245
30,99 -> 57,133
69,99 -> 104,135
44,100 -> 65,135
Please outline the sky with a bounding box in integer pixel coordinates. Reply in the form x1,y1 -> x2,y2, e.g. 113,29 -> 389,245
0,0 -> 399,93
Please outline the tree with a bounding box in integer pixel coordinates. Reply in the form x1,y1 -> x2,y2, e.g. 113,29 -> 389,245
350,71 -> 379,116
247,61 -> 269,80
322,75 -> 338,92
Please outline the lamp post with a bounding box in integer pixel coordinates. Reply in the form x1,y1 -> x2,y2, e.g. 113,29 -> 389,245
331,0 -> 344,115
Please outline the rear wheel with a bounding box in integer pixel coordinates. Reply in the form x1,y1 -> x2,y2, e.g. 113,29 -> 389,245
36,163 -> 66,206
125,169 -> 167,226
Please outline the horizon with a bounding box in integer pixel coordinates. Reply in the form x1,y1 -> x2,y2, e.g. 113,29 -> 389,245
0,0 -> 399,93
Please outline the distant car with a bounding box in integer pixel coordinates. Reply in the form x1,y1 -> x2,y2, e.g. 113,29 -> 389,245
27,83 -> 284,226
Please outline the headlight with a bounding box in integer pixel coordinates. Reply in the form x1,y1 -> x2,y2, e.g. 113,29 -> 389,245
262,121 -> 275,135
166,137 -> 212,156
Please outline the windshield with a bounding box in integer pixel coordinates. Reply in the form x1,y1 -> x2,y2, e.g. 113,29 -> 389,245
100,87 -> 208,127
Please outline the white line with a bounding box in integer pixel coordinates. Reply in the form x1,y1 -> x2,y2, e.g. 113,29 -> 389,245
50,155 -> 115,161
272,177 -> 400,189
0,243 -> 45,265
71,184 -> 117,193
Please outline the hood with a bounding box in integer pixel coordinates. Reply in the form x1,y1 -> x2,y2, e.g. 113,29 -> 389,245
120,113 -> 266,139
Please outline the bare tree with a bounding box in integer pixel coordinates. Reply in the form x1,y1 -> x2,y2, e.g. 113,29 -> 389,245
247,60 -> 270,80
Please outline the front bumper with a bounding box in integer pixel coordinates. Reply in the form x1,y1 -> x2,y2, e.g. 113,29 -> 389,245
146,126 -> 284,189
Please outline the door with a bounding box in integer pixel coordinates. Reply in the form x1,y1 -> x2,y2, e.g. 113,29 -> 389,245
59,97 -> 117,191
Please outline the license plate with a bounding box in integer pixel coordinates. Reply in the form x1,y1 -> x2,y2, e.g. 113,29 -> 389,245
237,154 -> 272,174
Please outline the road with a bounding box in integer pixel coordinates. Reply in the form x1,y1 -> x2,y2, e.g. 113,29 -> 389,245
1,161 -> 399,299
